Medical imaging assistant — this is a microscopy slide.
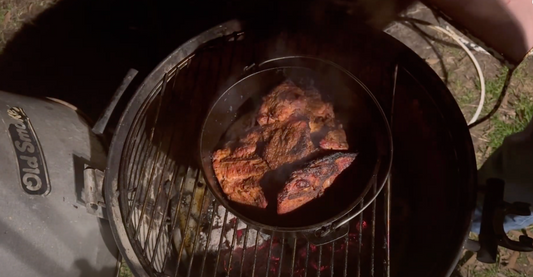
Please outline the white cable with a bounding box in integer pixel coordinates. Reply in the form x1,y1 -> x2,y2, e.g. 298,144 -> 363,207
406,20 -> 486,124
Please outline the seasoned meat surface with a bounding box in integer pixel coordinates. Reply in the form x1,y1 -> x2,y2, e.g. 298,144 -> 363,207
277,153 -> 357,214
213,133 -> 270,208
261,120 -> 317,169
213,155 -> 269,183
257,82 -> 306,126
212,80 -> 354,210
319,126 -> 349,150
222,176 -> 268,208
256,81 -> 335,132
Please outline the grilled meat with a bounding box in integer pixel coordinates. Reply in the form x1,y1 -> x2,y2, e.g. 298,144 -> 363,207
277,152 -> 357,214
213,135 -> 270,208
212,80 -> 352,210
213,154 -> 269,184
261,119 -> 317,169
319,126 -> 349,150
223,176 -> 268,208
257,81 -> 335,133
257,82 -> 306,126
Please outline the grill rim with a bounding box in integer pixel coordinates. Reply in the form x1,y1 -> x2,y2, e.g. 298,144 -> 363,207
104,19 -> 244,277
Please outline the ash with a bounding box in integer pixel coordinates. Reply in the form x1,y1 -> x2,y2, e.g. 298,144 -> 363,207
195,203 -> 270,254
171,174 -> 270,263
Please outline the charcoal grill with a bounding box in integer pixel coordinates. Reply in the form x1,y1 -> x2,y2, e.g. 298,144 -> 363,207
105,18 -> 477,277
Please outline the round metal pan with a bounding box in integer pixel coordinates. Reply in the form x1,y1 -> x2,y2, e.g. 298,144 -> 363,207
199,57 -> 392,240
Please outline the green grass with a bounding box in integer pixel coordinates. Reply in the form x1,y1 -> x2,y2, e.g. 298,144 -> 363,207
476,68 -> 510,113
475,66 -> 533,152
487,95 -> 533,151
119,260 -> 133,277
463,256 -> 530,277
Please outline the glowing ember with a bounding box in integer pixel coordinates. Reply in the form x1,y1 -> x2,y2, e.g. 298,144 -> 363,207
197,210 -> 371,276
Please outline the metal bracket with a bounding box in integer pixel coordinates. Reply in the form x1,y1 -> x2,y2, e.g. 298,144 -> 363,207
82,166 -> 107,219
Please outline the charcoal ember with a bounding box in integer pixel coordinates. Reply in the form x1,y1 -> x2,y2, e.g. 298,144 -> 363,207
219,237 -> 282,276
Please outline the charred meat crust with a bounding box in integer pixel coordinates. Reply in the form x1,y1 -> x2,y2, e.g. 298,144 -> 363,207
277,152 -> 357,214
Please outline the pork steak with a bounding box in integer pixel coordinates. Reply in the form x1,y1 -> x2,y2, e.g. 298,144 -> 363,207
277,152 -> 357,214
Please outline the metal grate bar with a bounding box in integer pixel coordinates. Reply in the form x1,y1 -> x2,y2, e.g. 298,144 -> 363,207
123,120 -> 148,209
181,53 -> 218,277
131,144 -> 158,236
304,241 -> 310,277
149,171 -> 179,265
125,131 -> 154,227
174,170 -> 204,276
251,228 -> 261,277
129,73 -> 169,237
213,209 -> 230,277
197,32 -> 233,277
290,238 -> 297,277
225,218 -> 240,277
125,64 -> 189,232
316,245 -> 322,277
371,182 -> 377,277
148,178 -> 173,266
266,232 -> 275,277
344,225 -> 350,277
330,241 -> 335,276
140,76 -> 181,254
149,129 -> 190,265
125,134 -> 149,226
122,74 -> 168,202
199,198 -> 218,277
384,179 -> 392,277
127,73 -> 177,269
277,236 -> 285,277
142,141 -> 181,253
160,47 -> 209,271
148,90 -> 193,260
357,201 -> 364,277
186,188 -> 212,277
207,31 -> 242,277
238,226 -> 251,277
381,63 -> 398,277
160,166 -> 191,270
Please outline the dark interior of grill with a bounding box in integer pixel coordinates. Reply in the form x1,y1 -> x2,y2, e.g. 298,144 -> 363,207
111,21 -> 476,277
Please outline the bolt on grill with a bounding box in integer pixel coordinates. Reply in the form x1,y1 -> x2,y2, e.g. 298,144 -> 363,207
117,29 -> 397,277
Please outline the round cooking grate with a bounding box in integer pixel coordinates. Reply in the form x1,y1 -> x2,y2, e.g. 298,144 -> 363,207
105,19 -> 476,277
